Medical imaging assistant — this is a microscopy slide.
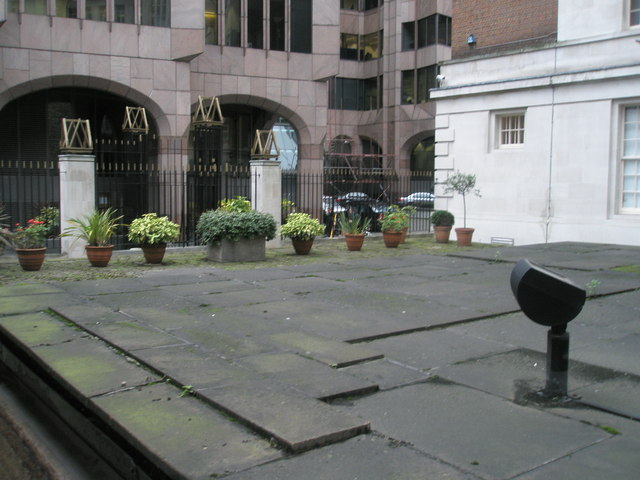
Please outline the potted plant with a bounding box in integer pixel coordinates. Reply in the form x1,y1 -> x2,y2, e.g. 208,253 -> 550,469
338,212 -> 371,251
62,208 -> 124,267
128,213 -> 180,264
379,206 -> 410,248
443,171 -> 481,247
430,210 -> 455,244
196,201 -> 276,262
280,212 -> 325,255
4,218 -> 48,271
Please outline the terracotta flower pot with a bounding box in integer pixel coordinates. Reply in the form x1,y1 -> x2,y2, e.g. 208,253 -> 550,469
85,245 -> 114,267
15,247 -> 46,271
142,244 -> 167,264
344,233 -> 365,251
434,225 -> 452,244
399,227 -> 408,244
382,231 -> 403,248
291,238 -> 314,255
455,228 -> 475,247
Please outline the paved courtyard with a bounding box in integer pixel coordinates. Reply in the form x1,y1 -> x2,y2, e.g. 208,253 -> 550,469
0,242 -> 639,479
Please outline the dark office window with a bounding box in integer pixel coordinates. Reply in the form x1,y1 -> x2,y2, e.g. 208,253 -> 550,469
141,0 -> 170,27
205,0 -> 218,45
114,0 -> 134,23
340,33 -> 360,60
362,31 -> 380,60
291,0 -> 312,53
340,0 -> 358,10
417,17 -> 427,48
401,70 -> 414,104
56,0 -> 77,18
364,0 -> 379,11
402,22 -> 415,51
225,0 -> 241,46
438,14 -> 451,46
329,77 -> 382,110
270,0 -> 285,51
417,65 -> 437,103
248,0 -> 263,48
426,14 -> 436,45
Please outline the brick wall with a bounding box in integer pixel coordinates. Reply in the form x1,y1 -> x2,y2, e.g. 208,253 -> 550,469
452,0 -> 557,58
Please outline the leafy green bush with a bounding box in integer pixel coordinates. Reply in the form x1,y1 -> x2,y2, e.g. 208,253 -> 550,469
280,213 -> 325,241
35,206 -> 60,238
196,210 -> 276,244
430,210 -> 455,227
128,213 -> 180,246
217,196 -> 251,213
379,205 -> 412,232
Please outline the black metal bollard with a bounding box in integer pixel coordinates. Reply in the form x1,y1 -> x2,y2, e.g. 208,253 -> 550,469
510,259 -> 586,397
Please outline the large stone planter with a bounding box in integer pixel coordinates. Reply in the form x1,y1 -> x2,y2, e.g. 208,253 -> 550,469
206,238 -> 266,262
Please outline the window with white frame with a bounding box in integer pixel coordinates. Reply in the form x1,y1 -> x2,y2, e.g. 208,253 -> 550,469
631,0 -> 640,26
497,113 -> 525,147
622,106 -> 640,211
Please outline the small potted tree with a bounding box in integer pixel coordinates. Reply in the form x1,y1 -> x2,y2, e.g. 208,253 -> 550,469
379,206 -> 410,248
280,212 -> 325,255
196,197 -> 276,262
338,212 -> 371,251
62,208 -> 123,267
444,171 -> 481,247
430,210 -> 455,244
128,213 -> 180,264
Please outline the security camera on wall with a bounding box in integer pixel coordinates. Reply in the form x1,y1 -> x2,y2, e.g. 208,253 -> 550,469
436,74 -> 445,86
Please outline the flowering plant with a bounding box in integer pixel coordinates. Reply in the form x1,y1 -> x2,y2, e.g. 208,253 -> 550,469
11,219 -> 48,248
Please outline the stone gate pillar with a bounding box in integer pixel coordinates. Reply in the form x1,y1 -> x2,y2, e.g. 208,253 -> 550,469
250,159 -> 281,248
59,154 -> 96,258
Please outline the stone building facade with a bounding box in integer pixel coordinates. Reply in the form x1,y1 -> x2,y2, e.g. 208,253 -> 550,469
432,0 -> 640,246
0,0 -> 451,176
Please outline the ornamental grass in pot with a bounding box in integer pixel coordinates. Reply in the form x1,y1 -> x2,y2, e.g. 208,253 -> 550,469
337,212 -> 371,251
280,212 -> 325,255
128,213 -> 180,264
61,208 -> 124,267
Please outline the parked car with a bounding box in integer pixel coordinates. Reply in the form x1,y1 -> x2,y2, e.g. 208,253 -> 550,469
335,192 -> 373,205
397,192 -> 435,208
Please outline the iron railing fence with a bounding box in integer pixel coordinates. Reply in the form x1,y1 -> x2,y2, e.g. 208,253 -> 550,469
283,169 -> 434,236
2,154 -> 434,253
0,160 -> 61,252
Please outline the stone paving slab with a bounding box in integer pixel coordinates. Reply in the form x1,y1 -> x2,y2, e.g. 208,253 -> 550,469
91,383 -> 283,479
86,321 -> 189,352
55,278 -> 156,296
224,433 -> 479,480
200,380 -> 370,453
156,279 -> 259,296
266,331 -> 383,367
435,348 -> 625,402
0,284 -> 65,297
51,304 -> 127,328
0,292 -> 80,316
30,338 -> 160,398
0,312 -> 84,347
572,333 -> 640,376
367,328 -> 514,372
452,242 -> 640,271
345,378 -> 609,480
341,358 -> 431,391
236,352 -> 378,400
133,346 -> 262,389
572,374 -> 640,420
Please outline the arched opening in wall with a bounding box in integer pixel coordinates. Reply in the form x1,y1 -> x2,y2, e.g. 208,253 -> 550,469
410,136 -> 435,173
323,135 -> 353,169
187,104 -> 299,229
405,136 -> 435,209
0,87 -> 158,250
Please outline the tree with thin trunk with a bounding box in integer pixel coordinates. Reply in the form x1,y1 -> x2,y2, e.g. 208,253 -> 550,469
444,171 -> 481,228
